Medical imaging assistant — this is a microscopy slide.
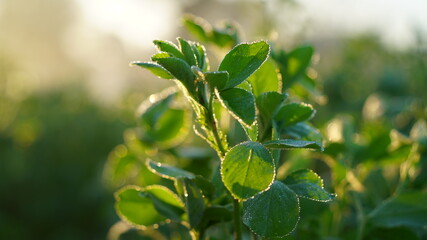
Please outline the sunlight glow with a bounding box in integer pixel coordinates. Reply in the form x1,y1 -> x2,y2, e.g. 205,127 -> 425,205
75,0 -> 180,48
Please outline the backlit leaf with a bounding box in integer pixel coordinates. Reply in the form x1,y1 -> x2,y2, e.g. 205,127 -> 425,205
283,169 -> 335,202
263,139 -> 323,151
153,40 -> 185,59
146,159 -> 194,180
131,62 -> 174,79
155,57 -> 195,93
274,102 -> 315,128
182,14 -> 210,42
204,71 -> 228,90
221,141 -> 275,200
247,58 -> 280,96
219,41 -> 270,89
115,185 -> 184,227
178,38 -> 197,66
216,88 -> 256,128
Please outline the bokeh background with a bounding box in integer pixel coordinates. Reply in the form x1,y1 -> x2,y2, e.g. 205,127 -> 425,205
1,0 -> 426,239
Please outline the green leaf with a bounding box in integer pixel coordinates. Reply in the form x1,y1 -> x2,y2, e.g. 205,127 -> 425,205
115,185 -> 184,227
211,165 -> 227,199
137,90 -> 191,148
211,22 -> 239,48
203,205 -> 233,222
283,46 -> 314,89
191,43 -> 208,71
221,141 -> 275,200
151,108 -> 190,147
256,92 -> 287,120
178,178 -> 205,229
368,191 -> 427,229
274,102 -> 315,128
204,71 -> 228,90
146,159 -> 194,180
131,62 -> 174,79
243,122 -> 258,142
153,40 -> 185,59
104,145 -> 160,187
235,80 -> 253,92
283,122 -> 323,143
216,88 -> 256,128
145,185 -> 185,221
138,91 -> 176,127
247,58 -> 280,96
182,14 -> 210,42
283,169 -> 335,202
178,37 -> 197,66
192,175 -> 216,200
243,181 -> 299,238
256,92 -> 287,141
151,52 -> 172,61
263,139 -> 323,151
154,57 -> 195,93
219,41 -> 270,89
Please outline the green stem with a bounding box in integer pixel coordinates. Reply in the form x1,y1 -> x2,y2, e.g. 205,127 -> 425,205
354,192 -> 365,240
233,199 -> 242,240
206,90 -> 242,240
207,91 -> 227,157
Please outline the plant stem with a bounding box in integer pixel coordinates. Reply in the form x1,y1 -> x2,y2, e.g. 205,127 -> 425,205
206,91 -> 242,240
207,92 -> 227,157
233,198 -> 242,240
354,192 -> 365,240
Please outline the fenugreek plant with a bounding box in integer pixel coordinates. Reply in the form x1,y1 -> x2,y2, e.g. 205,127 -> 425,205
106,15 -> 335,240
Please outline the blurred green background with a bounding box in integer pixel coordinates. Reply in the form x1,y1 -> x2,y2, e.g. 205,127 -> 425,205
0,0 -> 426,239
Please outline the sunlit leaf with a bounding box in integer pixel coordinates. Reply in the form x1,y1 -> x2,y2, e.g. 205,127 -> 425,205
204,71 -> 228,90
283,122 -> 323,144
247,58 -> 280,96
221,141 -> 275,200
274,102 -> 315,128
154,57 -> 195,93
219,41 -> 270,89
283,169 -> 335,202
131,62 -> 174,79
216,88 -> 256,128
115,185 -> 184,227
153,40 -> 185,59
182,14 -> 210,42
146,159 -> 194,180
282,46 -> 314,89
137,90 -> 191,148
263,139 -> 323,151
178,37 -> 197,66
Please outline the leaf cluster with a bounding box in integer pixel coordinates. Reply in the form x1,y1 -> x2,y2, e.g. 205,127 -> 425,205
107,15 -> 334,240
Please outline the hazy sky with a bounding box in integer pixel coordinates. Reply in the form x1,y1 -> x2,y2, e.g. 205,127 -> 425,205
75,0 -> 427,50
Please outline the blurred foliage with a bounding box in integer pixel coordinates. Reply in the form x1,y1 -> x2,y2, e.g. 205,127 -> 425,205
0,86 -> 129,239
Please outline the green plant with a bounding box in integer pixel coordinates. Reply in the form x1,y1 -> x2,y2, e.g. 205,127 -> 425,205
106,15 -> 335,240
